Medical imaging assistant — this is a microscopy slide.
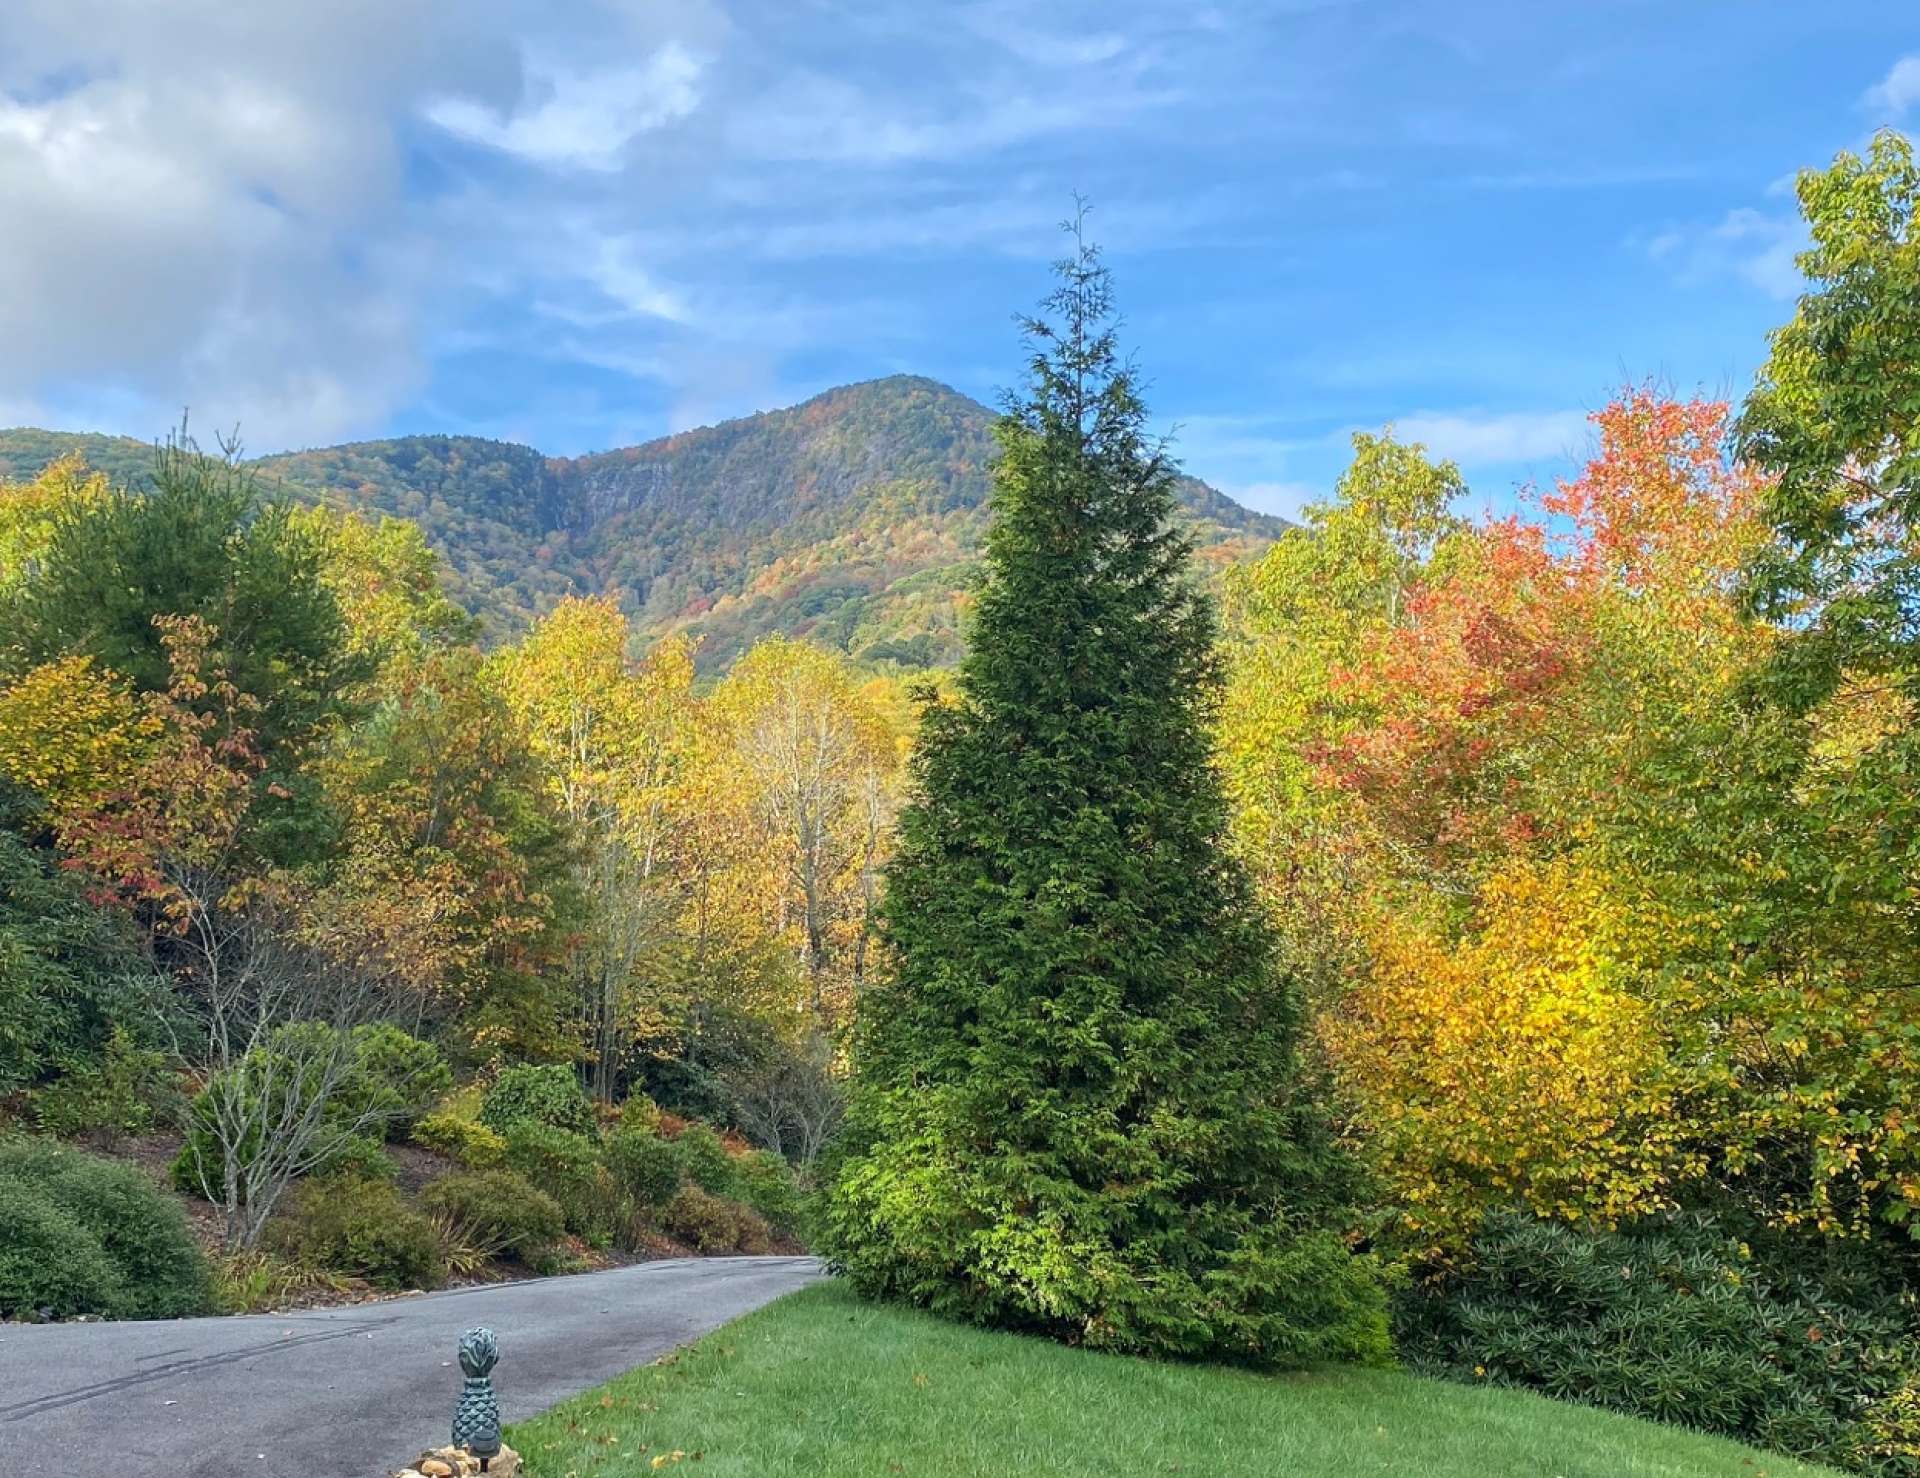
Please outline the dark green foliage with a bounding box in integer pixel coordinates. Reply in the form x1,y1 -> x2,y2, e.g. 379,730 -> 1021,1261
338,1024 -> 452,1137
310,1135 -> 399,1184
268,1178 -> 444,1290
1,380 -> 1282,667
0,1182 -> 123,1320
662,1183 -> 773,1256
605,1127 -> 684,1210
731,1149 -> 806,1239
631,1001 -> 777,1126
480,1063 -> 597,1138
821,232 -> 1389,1366
0,1138 -> 210,1319
0,832 -> 178,1101
1403,1212 -> 1920,1476
31,1027 -> 181,1141
501,1122 -> 613,1245
421,1169 -> 566,1262
170,1022 -> 441,1199
674,1123 -> 737,1196
16,432 -> 359,758
1740,131 -> 1920,674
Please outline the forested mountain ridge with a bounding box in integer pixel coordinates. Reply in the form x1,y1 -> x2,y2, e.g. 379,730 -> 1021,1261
0,376 -> 1285,669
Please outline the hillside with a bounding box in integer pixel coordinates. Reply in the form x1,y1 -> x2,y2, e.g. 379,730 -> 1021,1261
509,1282 -> 1847,1478
0,376 -> 1285,670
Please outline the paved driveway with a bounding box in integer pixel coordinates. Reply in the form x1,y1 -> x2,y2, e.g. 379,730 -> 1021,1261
0,1255 -> 822,1477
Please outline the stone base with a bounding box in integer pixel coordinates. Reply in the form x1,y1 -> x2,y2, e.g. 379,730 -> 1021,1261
393,1443 -> 521,1478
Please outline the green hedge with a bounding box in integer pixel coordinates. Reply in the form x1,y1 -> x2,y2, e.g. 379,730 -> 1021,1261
268,1179 -> 443,1290
502,1122 -> 614,1246
606,1128 -> 684,1210
1402,1211 -> 1920,1476
479,1064 -> 596,1138
0,1181 -> 126,1319
675,1123 -> 736,1195
421,1169 -> 566,1262
0,1137 -> 210,1319
662,1184 -> 773,1256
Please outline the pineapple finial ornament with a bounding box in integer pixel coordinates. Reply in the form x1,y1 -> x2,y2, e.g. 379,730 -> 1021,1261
452,1326 -> 503,1469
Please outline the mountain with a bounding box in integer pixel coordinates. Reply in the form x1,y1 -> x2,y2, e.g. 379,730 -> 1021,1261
0,376 -> 1286,671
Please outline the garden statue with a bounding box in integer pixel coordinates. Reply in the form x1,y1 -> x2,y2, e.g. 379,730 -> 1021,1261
452,1326 -> 503,1469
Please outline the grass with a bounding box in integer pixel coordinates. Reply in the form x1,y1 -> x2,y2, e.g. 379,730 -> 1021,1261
508,1281 -> 1843,1477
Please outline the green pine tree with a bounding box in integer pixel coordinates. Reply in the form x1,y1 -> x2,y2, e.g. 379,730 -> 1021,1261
820,222 -> 1389,1365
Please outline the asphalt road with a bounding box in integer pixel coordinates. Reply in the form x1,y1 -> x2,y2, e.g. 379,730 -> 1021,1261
0,1255 -> 822,1478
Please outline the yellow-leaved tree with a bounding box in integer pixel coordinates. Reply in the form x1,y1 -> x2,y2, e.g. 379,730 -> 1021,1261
493,597 -> 697,1098
709,635 -> 902,1024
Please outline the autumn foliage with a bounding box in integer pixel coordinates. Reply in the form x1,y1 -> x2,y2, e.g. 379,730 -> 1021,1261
1226,389 -> 1920,1270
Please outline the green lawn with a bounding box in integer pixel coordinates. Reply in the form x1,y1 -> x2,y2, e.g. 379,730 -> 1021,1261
508,1281 -> 1842,1477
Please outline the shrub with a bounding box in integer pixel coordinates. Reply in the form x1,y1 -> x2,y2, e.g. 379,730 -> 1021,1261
480,1064 -> 596,1138
267,1179 -> 443,1291
0,832 -> 180,1101
411,1111 -> 507,1169
1402,1211 -> 1920,1476
526,1244 -> 582,1277
0,1137 -> 210,1318
30,1027 -> 181,1142
605,1127 -> 683,1210
170,1024 -> 443,1199
169,1123 -> 224,1201
675,1123 -> 737,1196
172,1074 -> 317,1202
0,1181 -> 123,1319
663,1184 -> 773,1256
731,1149 -> 805,1239
619,1093 -> 662,1134
312,1135 -> 398,1184
502,1122 -> 615,1247
420,1170 -> 565,1263
341,1025 -> 452,1137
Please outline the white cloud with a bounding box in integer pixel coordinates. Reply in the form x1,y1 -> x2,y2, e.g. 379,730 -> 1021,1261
1392,408 -> 1589,464
1864,55 -> 1920,118
961,5 -> 1130,68
582,235 -> 693,322
0,0 -> 1271,452
423,45 -> 705,171
0,0 -> 531,446
1224,480 -> 1321,518
1641,207 -> 1803,300
723,70 -> 1169,166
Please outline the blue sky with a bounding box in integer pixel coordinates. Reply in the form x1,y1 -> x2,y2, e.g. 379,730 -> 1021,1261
1,3 -> 1916,517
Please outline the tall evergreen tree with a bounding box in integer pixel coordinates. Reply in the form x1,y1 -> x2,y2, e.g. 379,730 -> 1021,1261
18,429 -> 358,756
820,223 -> 1388,1365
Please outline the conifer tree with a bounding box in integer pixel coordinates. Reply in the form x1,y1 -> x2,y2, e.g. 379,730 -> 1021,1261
821,221 -> 1388,1365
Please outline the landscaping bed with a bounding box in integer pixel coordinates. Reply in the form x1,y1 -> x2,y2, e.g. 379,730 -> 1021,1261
0,1060 -> 809,1323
